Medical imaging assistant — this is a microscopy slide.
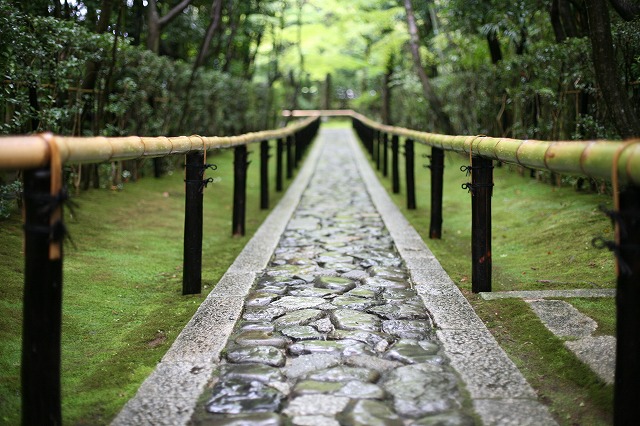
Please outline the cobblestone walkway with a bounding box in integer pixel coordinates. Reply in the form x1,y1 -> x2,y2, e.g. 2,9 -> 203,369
191,131 -> 475,425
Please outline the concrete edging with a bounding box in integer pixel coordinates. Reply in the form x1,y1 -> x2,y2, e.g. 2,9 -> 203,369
346,131 -> 558,426
111,138 -> 326,426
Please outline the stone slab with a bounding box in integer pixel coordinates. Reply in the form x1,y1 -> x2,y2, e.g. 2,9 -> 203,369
480,289 -> 616,300
565,335 -> 616,385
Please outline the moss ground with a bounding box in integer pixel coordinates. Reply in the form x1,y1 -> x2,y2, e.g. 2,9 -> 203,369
0,141 -> 294,425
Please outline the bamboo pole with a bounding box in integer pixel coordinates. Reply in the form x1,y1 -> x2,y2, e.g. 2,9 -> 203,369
0,117 -> 318,170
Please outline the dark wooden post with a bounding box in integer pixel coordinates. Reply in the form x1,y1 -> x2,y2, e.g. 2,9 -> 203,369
429,147 -> 444,238
383,133 -> 389,177
276,138 -> 284,192
293,133 -> 300,168
371,129 -> 380,163
376,131 -> 382,170
232,145 -> 248,236
470,156 -> 493,293
405,139 -> 416,209
260,140 -> 269,209
286,135 -> 294,179
22,167 -> 63,425
391,134 -> 400,193
614,185 -> 640,425
183,152 -> 205,295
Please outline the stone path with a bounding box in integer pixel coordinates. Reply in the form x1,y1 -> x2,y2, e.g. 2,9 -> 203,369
191,131 -> 473,425
113,128 -> 557,426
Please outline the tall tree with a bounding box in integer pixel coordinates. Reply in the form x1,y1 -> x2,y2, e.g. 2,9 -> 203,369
146,0 -> 194,53
585,0 -> 640,138
403,0 -> 454,134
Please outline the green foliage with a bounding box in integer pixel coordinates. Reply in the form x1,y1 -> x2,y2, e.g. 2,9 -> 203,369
0,179 -> 21,219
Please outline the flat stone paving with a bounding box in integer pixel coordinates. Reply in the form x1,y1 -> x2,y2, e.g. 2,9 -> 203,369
191,131 -> 475,425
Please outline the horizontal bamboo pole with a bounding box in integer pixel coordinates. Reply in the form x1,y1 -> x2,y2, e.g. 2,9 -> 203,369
0,117 -> 318,170
345,111 -> 640,185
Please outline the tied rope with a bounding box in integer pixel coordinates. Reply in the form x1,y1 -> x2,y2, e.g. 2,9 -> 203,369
461,136 -> 494,195
592,140 -> 640,276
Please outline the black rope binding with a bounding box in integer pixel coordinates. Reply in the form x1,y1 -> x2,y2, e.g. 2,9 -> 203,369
591,205 -> 640,276
184,163 -> 217,192
23,187 -> 77,249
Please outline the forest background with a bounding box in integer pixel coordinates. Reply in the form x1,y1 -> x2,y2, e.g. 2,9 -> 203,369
1,0 -> 639,153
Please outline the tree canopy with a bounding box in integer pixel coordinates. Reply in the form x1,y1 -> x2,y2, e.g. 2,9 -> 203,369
1,0 -> 639,140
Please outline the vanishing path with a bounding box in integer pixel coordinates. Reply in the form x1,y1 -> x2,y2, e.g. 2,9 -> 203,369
113,128 -> 557,426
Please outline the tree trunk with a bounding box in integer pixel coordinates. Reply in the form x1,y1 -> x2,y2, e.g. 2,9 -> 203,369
146,0 -> 194,54
585,0 -> 640,138
323,73 -> 332,110
608,0 -> 640,20
403,0 -> 454,134
382,54 -> 394,125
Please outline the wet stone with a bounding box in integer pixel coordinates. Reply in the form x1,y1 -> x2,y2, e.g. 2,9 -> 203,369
341,269 -> 370,282
337,399 -> 403,426
290,415 -> 340,426
288,340 -> 362,355
331,309 -> 381,331
226,346 -> 287,367
205,378 -> 283,414
411,411 -> 476,426
221,363 -> 285,384
382,319 -> 433,339
369,266 -> 408,282
312,317 -> 335,333
335,381 -> 386,399
292,380 -> 344,396
280,326 -> 323,341
272,296 -> 326,311
306,365 -> 380,383
344,354 -> 403,372
381,364 -> 461,417
328,329 -> 392,347
323,262 -> 357,273
201,413 -> 283,426
332,295 -> 381,310
364,277 -> 411,290
235,330 -> 289,348
315,276 -> 356,293
283,353 -> 342,379
383,288 -> 419,301
368,304 -> 430,320
245,293 -> 280,307
283,395 -> 351,417
239,321 -> 275,333
345,287 -> 380,299
257,276 -> 306,287
385,340 -> 441,365
288,287 -> 342,298
242,306 -> 287,321
255,286 -> 289,296
274,309 -> 324,328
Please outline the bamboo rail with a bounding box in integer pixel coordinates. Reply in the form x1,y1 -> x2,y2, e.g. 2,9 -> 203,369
0,116 -> 317,170
284,109 -> 640,184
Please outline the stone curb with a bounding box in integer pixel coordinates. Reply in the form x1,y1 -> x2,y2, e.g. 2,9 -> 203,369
480,289 -> 616,300
111,137 -> 326,426
346,131 -> 558,426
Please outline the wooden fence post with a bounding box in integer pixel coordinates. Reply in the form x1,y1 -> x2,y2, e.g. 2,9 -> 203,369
276,138 -> 284,192
391,134 -> 400,193
405,139 -> 416,209
286,135 -> 294,179
382,133 -> 389,177
376,131 -> 382,170
22,166 -> 63,425
232,145 -> 248,236
614,185 -> 640,424
182,152 -> 206,295
429,147 -> 444,238
260,141 -> 269,209
470,156 -> 493,293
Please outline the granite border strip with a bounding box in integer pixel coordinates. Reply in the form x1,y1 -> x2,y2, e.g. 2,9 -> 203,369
111,137 -> 326,426
480,289 -> 616,300
346,130 -> 558,426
